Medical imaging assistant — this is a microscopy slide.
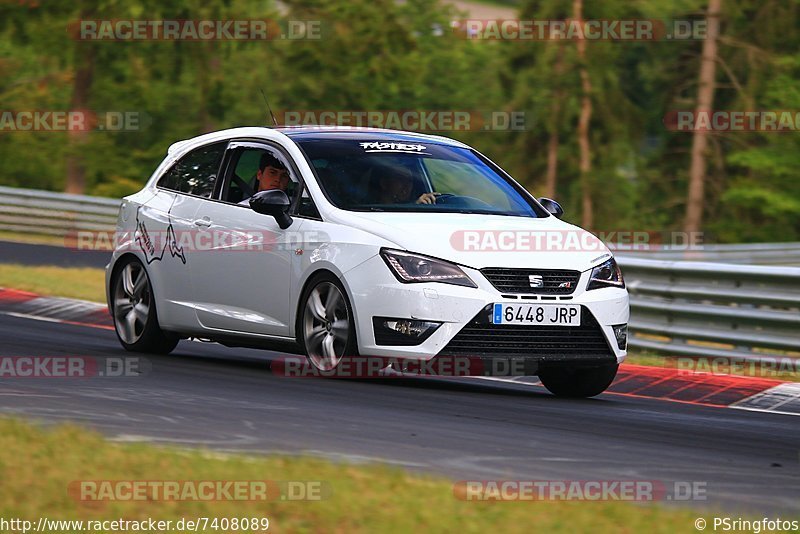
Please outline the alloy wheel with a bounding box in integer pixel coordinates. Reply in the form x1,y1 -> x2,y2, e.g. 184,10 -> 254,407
113,262 -> 152,344
303,282 -> 350,371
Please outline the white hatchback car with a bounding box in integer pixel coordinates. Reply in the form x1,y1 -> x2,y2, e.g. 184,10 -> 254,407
106,126 -> 629,397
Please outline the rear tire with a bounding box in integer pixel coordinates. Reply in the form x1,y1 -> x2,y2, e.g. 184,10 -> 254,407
538,362 -> 618,398
110,258 -> 179,355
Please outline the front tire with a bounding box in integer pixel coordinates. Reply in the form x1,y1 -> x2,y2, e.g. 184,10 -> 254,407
538,363 -> 619,398
110,258 -> 178,354
298,273 -> 358,372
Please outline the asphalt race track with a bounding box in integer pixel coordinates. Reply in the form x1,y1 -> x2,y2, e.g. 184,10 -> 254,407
0,312 -> 798,514
0,240 -> 110,268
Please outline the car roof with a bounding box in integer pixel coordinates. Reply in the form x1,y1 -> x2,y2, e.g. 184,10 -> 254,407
277,126 -> 468,147
167,126 -> 468,156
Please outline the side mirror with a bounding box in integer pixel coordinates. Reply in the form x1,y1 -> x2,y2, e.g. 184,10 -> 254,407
538,197 -> 564,219
250,190 -> 293,229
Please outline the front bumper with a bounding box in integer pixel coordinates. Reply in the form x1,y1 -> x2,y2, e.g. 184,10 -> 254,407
341,255 -> 629,365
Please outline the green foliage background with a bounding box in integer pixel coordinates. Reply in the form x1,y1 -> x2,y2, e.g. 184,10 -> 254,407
0,0 -> 798,241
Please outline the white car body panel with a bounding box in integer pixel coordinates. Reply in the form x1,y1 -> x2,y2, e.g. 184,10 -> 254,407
327,211 -> 610,271
107,126 -> 629,369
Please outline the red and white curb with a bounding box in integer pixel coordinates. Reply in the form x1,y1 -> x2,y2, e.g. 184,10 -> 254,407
2,287 -> 798,416
730,382 -> 800,417
472,366 -> 800,415
0,288 -> 112,330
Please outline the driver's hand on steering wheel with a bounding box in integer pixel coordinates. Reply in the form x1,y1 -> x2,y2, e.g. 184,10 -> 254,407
415,192 -> 439,205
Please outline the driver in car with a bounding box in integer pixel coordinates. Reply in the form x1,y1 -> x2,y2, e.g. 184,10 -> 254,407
377,166 -> 438,204
238,152 -> 291,205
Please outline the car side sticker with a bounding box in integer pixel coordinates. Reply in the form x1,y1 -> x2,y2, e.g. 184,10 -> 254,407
135,207 -> 186,265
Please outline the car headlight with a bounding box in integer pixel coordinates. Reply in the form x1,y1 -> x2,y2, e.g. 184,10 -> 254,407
587,258 -> 625,290
380,249 -> 477,287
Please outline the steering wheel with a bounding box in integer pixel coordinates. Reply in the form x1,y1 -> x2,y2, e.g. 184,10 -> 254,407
434,194 -> 493,209
432,193 -> 457,203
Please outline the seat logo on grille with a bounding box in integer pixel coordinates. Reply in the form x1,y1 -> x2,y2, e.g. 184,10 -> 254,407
528,274 -> 544,288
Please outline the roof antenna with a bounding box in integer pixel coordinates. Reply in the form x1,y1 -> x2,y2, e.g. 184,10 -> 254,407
259,88 -> 279,127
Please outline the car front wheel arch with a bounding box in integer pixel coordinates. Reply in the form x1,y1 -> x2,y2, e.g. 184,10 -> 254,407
294,270 -> 360,367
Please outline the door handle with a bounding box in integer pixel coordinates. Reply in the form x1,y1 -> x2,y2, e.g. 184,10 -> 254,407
193,218 -> 212,228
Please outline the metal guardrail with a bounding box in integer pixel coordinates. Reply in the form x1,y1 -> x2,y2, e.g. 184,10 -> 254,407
618,257 -> 800,361
1,185 -> 798,362
0,185 -> 119,237
618,243 -> 800,266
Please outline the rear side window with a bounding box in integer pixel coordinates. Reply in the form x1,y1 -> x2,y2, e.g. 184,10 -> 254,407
158,141 -> 227,198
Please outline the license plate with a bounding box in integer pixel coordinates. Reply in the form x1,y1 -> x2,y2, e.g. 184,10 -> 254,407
492,304 -> 581,326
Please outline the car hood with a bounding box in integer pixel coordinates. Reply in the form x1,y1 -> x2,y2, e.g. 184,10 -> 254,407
331,211 -> 612,271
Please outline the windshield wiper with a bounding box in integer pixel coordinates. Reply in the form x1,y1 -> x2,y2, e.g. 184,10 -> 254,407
449,209 -> 533,217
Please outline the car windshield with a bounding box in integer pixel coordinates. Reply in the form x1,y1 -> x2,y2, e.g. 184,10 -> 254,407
295,139 -> 542,217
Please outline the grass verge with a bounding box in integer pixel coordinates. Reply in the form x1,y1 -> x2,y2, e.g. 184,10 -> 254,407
0,230 -> 67,247
0,264 -> 105,303
0,418 -> 712,533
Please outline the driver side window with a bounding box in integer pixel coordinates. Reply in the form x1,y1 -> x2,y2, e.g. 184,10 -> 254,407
221,147 -> 299,205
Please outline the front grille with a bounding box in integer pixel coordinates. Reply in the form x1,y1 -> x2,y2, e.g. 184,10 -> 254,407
481,268 -> 580,295
438,305 -> 612,360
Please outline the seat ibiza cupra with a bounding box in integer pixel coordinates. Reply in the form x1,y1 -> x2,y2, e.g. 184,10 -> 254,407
106,126 -> 629,397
